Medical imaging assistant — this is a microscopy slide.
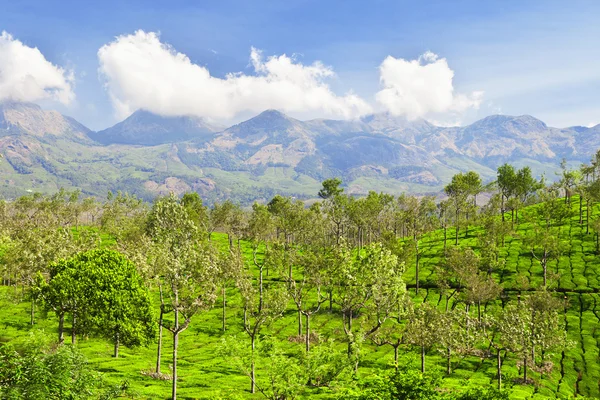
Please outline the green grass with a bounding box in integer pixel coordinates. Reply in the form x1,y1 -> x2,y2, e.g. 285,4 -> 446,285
3,198 -> 600,399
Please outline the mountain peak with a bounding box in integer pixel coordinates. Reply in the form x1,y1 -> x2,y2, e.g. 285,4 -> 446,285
468,114 -> 547,132
91,109 -> 222,146
0,101 -> 91,140
226,109 -> 300,139
254,109 -> 293,121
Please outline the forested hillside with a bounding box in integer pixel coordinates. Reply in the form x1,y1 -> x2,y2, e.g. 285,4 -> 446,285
1,153 -> 600,399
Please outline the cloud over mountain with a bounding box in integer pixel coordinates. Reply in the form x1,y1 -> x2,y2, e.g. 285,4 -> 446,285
98,30 -> 372,121
376,51 -> 483,120
0,32 -> 74,105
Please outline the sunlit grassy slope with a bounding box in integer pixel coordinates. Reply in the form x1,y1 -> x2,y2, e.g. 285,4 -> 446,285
1,197 -> 599,399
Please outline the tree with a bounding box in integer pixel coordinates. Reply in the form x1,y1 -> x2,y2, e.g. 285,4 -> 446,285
479,193 -> 512,249
497,164 -> 517,223
237,248 -> 288,394
444,173 -> 471,245
498,303 -> 533,383
38,249 -> 155,355
244,202 -> 276,333
405,196 -> 437,292
370,295 -> 411,371
403,303 -> 444,373
330,242 -> 402,371
220,337 -> 307,400
36,260 -> 87,344
524,187 -> 569,287
274,246 -> 327,351
462,171 -> 483,236
513,166 -> 542,224
557,158 -> 581,204
318,178 -> 344,199
84,249 -> 154,358
321,188 -> 349,245
436,309 -> 480,375
361,243 -> 406,339
437,199 -> 451,252
181,192 -> 209,232
5,192 -> 83,326
100,191 -> 147,246
267,195 -> 307,246
147,194 -> 219,400
525,291 -> 570,379
497,164 -> 541,226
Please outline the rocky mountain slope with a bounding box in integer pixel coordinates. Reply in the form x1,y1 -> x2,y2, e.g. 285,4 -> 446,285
0,101 -> 598,203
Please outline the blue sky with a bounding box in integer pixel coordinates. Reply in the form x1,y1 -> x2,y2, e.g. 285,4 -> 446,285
1,0 -> 600,130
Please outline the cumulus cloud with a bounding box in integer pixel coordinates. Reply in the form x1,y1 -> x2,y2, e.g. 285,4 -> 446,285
376,51 -> 483,120
0,31 -> 74,105
98,30 -> 372,120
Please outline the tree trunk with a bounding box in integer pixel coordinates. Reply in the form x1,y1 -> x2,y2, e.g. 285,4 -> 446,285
443,226 -> 447,252
329,292 -> 333,313
345,313 -> 353,358
580,195 -> 583,224
543,260 -> 547,287
222,286 -> 226,333
421,345 -> 425,373
394,345 -> 399,371
447,347 -> 451,375
415,240 -> 420,293
305,313 -> 310,352
259,266 -> 264,311
156,309 -> 163,374
71,312 -> 76,345
251,335 -> 256,394
455,210 -> 459,245
348,311 -> 353,331
497,349 -> 502,390
297,309 -> 302,336
501,195 -> 505,222
58,313 -> 64,343
477,301 -> 481,322
172,295 -> 179,400
30,298 -> 35,326
114,329 -> 119,358
523,356 -> 527,382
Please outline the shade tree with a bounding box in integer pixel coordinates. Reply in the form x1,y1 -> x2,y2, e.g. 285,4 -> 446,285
146,194 -> 219,400
236,250 -> 288,394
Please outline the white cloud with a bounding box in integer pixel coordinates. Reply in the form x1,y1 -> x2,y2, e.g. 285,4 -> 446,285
375,51 -> 482,120
0,31 -> 74,105
98,30 -> 372,120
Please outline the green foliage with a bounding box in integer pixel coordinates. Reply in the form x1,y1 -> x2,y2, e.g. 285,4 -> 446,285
0,332 -> 126,399
341,369 -> 510,400
454,387 -> 509,400
318,178 -> 344,199
39,249 -> 155,350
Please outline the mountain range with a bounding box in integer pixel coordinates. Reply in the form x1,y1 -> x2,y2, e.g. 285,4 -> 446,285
1,101 -> 599,204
